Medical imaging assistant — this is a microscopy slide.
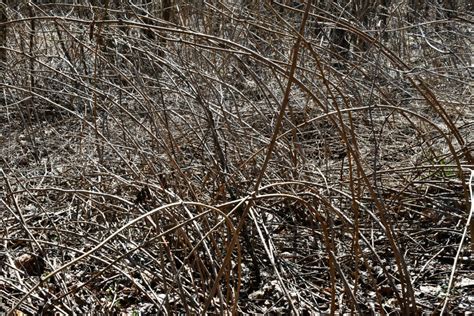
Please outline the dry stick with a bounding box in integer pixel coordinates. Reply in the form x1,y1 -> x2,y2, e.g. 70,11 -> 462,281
169,200 -> 242,312
10,235 -> 162,311
265,5 -> 341,312
55,200 -> 236,313
202,2 -> 312,314
301,34 -> 417,311
9,16 -> 185,187
440,169 -> 474,314
5,6 -> 466,312
407,78 -> 474,252
297,13 -> 470,203
14,11 -> 468,185
164,58 -> 250,298
243,99 -> 465,301
223,10 -> 471,232
7,201 -> 218,314
250,189 -> 362,313
26,2 -> 41,162
247,206 -> 294,310
253,102 -> 465,311
337,109 -> 417,312
1,168 -> 43,254
198,92 -> 262,290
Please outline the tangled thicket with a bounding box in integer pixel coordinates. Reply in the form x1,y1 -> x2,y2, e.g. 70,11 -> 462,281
1,1 -> 473,314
